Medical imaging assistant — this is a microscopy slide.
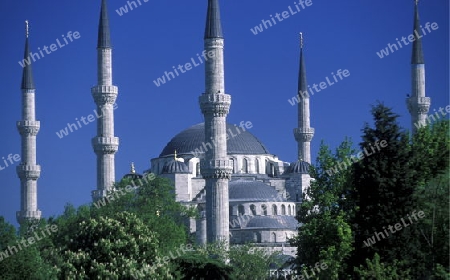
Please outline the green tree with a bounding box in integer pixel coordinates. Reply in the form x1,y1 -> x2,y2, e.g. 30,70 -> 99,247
350,103 -> 422,277
410,119 -> 449,186
0,217 -> 56,279
354,253 -> 411,280
293,139 -> 355,279
55,211 -> 171,279
228,244 -> 281,280
93,176 -> 193,251
414,169 -> 450,278
411,119 -> 449,277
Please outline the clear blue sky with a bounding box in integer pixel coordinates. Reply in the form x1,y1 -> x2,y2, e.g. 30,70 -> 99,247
0,0 -> 448,227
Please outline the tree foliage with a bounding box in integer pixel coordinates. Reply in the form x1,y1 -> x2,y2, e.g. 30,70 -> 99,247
294,104 -> 449,279
293,139 -> 355,279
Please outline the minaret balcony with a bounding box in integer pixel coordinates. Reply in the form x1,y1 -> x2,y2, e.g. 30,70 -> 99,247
200,159 -> 233,179
199,93 -> 231,116
16,164 -> 41,180
92,189 -> 110,201
17,120 -> 40,136
407,96 -> 431,114
92,136 -> 119,154
16,210 -> 42,222
294,127 -> 315,142
92,86 -> 118,105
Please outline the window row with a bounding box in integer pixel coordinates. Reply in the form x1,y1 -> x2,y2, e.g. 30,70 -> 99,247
236,204 -> 295,216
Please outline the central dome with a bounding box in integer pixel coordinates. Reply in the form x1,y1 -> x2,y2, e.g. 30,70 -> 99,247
160,123 -> 270,157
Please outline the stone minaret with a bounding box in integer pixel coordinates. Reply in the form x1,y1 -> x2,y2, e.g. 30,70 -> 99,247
16,21 -> 42,224
199,0 -> 232,244
92,0 -> 119,201
407,0 -> 430,133
293,33 -> 314,164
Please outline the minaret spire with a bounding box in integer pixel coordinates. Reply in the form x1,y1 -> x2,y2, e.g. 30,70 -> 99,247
17,20 -> 42,224
92,0 -> 119,201
407,0 -> 430,133
411,0 -> 424,64
199,0 -> 231,245
98,0 -> 111,48
204,0 -> 223,39
21,20 -> 34,90
293,33 -> 314,163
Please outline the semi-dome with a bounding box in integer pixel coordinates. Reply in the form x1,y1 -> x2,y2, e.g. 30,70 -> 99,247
162,160 -> 190,174
160,123 -> 270,157
285,160 -> 310,174
229,179 -> 282,202
245,216 -> 298,230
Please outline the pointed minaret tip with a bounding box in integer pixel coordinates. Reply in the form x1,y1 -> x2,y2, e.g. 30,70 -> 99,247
298,32 -> 307,94
98,0 -> 111,48
21,20 -> 35,89
204,0 -> 223,39
300,32 -> 304,49
411,0 -> 424,64
25,20 -> 29,38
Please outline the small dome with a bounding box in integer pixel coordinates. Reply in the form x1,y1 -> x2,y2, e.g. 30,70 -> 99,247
245,216 -> 298,230
285,160 -> 310,174
162,160 -> 190,174
229,179 -> 283,202
122,162 -> 143,180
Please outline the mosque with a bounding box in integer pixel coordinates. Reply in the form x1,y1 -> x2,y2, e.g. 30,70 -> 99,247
15,0 -> 430,263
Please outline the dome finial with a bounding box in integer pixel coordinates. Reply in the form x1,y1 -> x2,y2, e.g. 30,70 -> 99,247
300,32 -> 304,49
130,162 -> 136,174
415,0 -> 419,5
25,20 -> 29,38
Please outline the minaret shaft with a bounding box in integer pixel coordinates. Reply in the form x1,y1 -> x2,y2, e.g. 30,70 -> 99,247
92,0 -> 119,200
200,0 -> 231,245
98,49 -> 112,85
205,40 -> 225,95
17,25 -> 41,223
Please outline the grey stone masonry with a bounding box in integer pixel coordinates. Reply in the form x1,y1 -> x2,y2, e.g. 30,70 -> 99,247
200,32 -> 232,244
17,91 -> 42,223
17,23 -> 41,224
92,1 -> 119,201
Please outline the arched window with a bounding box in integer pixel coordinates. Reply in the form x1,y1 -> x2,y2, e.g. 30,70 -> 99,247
255,158 -> 260,174
281,205 -> 286,215
288,205 -> 291,216
261,204 -> 267,216
238,205 -> 245,216
272,232 -> 277,243
254,232 -> 261,243
230,158 -> 235,173
243,158 -> 248,173
196,162 -> 200,176
272,205 -> 277,215
250,204 -> 256,215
